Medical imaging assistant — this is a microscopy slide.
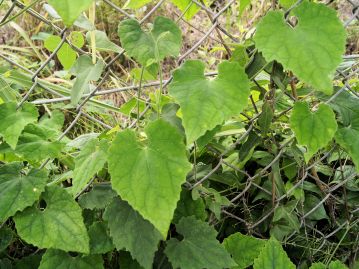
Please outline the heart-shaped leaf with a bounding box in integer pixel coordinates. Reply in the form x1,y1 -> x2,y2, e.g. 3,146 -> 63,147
47,0 -> 95,27
0,163 -> 47,222
14,185 -> 90,253
290,102 -> 337,162
169,60 -> 250,144
254,2 -> 346,94
164,216 -> 236,269
118,16 -> 182,66
108,119 -> 191,237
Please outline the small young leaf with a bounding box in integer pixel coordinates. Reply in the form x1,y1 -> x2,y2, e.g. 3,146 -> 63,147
290,102 -> 337,162
118,16 -> 182,66
171,0 -> 200,20
223,233 -> 266,269
123,0 -> 152,9
254,2 -> 346,94
47,0 -> 95,27
14,186 -> 89,253
0,163 -> 47,222
38,249 -> 103,269
165,216 -> 236,269
71,55 -> 105,105
253,237 -> 295,269
44,35 -> 77,70
103,198 -> 162,269
0,102 -> 38,149
72,138 -> 108,196
169,60 -> 250,144
108,119 -> 191,237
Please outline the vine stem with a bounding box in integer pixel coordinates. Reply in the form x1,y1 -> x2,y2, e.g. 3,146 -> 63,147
137,66 -> 145,128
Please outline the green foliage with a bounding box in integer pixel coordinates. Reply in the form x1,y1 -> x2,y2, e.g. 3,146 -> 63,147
0,2 -> 356,268
290,102 -> 337,162
254,1 -> 346,94
169,60 -> 250,144
118,16 -> 182,66
14,186 -> 89,253
223,233 -> 266,269
104,198 -> 162,269
108,119 -> 191,237
165,216 -> 236,269
0,102 -> 38,149
253,237 -> 295,269
0,163 -> 47,221
47,0 -> 95,26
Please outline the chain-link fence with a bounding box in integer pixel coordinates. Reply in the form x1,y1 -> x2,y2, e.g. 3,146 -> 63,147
0,0 -> 358,263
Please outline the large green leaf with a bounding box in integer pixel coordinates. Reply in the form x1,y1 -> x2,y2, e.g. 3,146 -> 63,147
0,102 -> 38,149
108,119 -> 191,237
71,55 -> 105,105
72,138 -> 108,196
14,186 -> 89,253
118,16 -> 182,66
254,2 -> 346,94
290,102 -> 337,162
169,60 -> 250,144
47,0 -> 95,27
38,249 -> 103,269
310,261 -> 348,269
253,237 -> 295,269
223,233 -> 266,269
103,198 -> 162,269
165,216 -> 236,269
0,163 -> 47,221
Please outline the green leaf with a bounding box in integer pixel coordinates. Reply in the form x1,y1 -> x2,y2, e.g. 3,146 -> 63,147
14,124 -> 65,163
85,31 -> 123,53
78,184 -> 117,210
165,216 -> 236,269
223,233 -> 266,269
108,119 -> 191,237
118,16 -> 182,66
169,60 -> 250,144
71,55 -> 105,105
44,35 -> 77,70
290,102 -> 337,162
0,163 -> 47,221
47,0 -> 95,27
38,249 -> 103,269
103,198 -> 162,269
72,138 -> 108,195
0,102 -> 38,149
0,227 -> 13,252
329,261 -> 349,269
253,237 -> 295,269
171,0 -> 200,20
0,75 -> 19,102
119,251 -> 144,269
278,0 -> 296,9
14,185 -> 89,253
14,254 -> 42,269
254,2 -> 346,94
303,194 -> 328,221
88,221 -> 114,254
123,0 -> 153,9
173,189 -> 207,224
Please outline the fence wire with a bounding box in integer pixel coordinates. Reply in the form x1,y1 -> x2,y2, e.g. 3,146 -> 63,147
0,0 -> 358,262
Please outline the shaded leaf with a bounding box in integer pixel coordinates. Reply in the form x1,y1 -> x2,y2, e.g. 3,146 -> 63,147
78,184 -> 117,210
88,221 -> 114,254
165,216 -> 236,269
14,186 -> 89,253
103,198 -> 162,269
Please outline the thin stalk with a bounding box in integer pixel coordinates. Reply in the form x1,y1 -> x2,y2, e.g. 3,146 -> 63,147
89,2 -> 97,64
137,66 -> 145,128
